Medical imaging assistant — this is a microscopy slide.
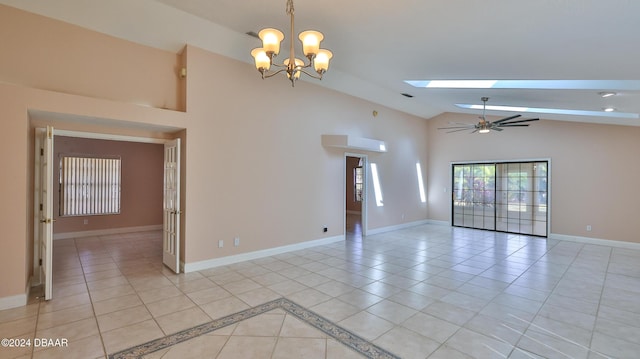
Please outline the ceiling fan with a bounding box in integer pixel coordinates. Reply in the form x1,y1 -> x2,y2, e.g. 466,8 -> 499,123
439,97 -> 539,134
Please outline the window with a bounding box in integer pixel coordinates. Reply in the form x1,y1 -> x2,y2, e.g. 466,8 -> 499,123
59,155 -> 121,216
354,166 -> 364,202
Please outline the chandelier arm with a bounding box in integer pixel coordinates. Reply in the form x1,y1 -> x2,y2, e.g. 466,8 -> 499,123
269,62 -> 287,69
298,60 -> 314,69
262,68 -> 289,79
298,69 -> 323,80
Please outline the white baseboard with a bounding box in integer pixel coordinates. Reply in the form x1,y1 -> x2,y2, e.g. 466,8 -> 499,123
184,235 -> 345,273
425,219 -> 449,226
53,224 -> 162,240
366,219 -> 431,236
0,279 -> 31,311
0,293 -> 27,311
550,233 -> 640,250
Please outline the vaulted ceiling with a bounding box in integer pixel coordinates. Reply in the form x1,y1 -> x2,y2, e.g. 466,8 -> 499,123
3,0 -> 640,125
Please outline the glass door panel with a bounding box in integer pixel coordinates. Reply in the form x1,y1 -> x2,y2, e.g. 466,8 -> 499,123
453,161 -> 548,237
452,163 -> 495,230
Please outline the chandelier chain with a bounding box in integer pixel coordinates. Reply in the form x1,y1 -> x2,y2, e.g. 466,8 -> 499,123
286,0 -> 294,15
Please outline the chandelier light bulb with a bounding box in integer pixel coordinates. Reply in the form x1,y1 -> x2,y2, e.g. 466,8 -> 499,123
258,28 -> 284,56
299,30 -> 323,57
314,49 -> 332,74
250,48 -> 271,72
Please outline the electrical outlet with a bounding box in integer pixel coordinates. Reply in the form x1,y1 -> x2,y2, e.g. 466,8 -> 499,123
83,219 -> 88,225
323,226 -> 328,233
218,240 -> 224,248
586,225 -> 592,231
234,237 -> 240,247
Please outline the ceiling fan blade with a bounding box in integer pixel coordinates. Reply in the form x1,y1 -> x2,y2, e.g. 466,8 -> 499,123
446,128 -> 475,133
498,118 -> 540,125
492,127 -> 504,131
438,125 -> 475,130
492,114 -> 521,124
497,124 -> 530,127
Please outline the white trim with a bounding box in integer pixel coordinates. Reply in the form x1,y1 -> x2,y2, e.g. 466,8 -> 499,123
52,129 -> 168,144
53,224 -> 162,240
366,219 -> 431,236
426,219 -> 449,226
183,235 -> 345,273
0,293 -> 27,311
550,233 -> 640,250
345,153 -> 368,237
0,278 -> 31,310
322,135 -> 387,153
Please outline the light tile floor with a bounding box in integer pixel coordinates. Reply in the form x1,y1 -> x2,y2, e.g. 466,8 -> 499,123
1,224 -> 640,358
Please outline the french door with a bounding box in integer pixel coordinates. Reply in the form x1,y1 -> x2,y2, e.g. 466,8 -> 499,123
163,139 -> 181,273
35,126 -> 54,300
452,161 -> 548,237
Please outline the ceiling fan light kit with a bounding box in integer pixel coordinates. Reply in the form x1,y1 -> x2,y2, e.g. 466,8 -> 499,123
250,0 -> 332,87
439,97 -> 539,134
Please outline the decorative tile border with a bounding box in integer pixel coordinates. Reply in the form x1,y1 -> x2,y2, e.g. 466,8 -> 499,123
109,298 -> 400,359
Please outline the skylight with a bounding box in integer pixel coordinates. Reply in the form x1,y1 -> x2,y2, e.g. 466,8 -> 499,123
455,103 -> 639,119
421,80 -> 497,88
404,80 -> 640,90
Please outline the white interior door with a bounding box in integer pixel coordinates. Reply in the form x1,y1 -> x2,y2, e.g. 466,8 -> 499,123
38,126 -> 54,300
163,139 -> 181,273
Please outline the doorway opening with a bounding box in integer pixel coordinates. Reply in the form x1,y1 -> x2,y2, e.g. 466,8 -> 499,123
33,126 -> 182,300
345,154 -> 368,241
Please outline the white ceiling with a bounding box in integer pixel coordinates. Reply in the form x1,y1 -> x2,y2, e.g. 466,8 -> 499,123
3,0 -> 640,125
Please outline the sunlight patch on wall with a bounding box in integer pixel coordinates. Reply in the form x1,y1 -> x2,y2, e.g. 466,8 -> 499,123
416,163 -> 426,203
370,163 -> 384,207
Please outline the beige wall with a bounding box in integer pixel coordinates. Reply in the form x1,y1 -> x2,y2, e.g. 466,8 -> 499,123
0,5 -> 184,111
427,113 -> 640,243
182,46 -> 429,263
52,136 -> 164,234
0,5 -> 429,304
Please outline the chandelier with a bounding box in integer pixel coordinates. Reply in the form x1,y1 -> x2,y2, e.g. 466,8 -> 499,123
250,0 -> 332,86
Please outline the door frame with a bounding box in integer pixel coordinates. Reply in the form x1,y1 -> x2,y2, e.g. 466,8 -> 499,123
344,153 -> 368,238
33,128 -> 183,288
449,158 -> 552,237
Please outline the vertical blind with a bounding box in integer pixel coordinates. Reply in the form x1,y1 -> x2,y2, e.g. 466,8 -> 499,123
60,156 -> 121,216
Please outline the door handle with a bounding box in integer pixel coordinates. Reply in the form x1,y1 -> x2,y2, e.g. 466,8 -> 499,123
40,218 -> 55,224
